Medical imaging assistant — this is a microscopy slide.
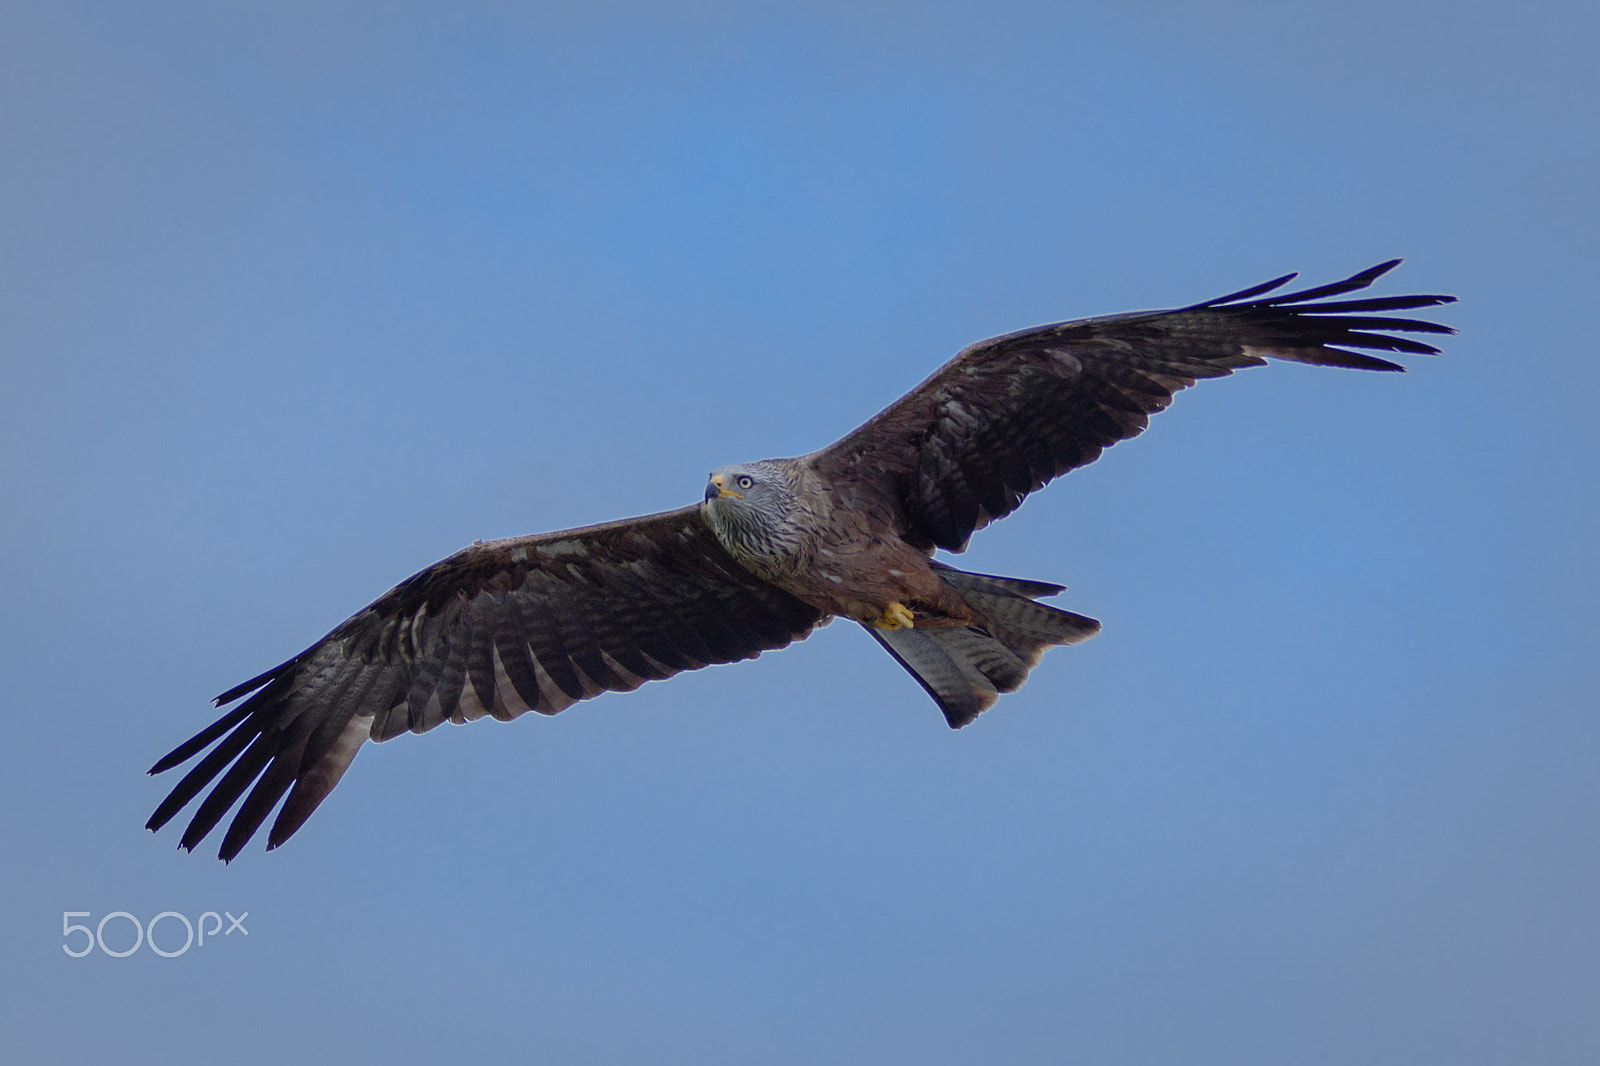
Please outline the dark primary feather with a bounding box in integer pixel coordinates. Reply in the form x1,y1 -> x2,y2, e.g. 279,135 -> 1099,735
148,506 -> 822,861
814,260 -> 1456,552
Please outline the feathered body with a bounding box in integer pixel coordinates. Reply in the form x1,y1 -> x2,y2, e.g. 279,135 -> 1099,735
147,260 -> 1456,860
702,457 -> 969,624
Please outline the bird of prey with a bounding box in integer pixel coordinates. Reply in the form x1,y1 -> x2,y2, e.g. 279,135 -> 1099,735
148,260 -> 1454,861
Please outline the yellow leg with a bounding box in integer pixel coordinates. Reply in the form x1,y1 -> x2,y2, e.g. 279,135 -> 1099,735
872,602 -> 916,630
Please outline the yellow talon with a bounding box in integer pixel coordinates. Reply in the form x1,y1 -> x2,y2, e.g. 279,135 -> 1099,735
874,602 -> 916,630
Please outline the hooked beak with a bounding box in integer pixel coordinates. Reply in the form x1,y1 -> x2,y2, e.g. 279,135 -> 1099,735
705,474 -> 743,501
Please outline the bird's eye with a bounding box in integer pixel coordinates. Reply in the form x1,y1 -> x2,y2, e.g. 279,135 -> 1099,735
737,475 -> 753,490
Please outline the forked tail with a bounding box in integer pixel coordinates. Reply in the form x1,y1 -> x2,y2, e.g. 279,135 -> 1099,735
868,563 -> 1100,728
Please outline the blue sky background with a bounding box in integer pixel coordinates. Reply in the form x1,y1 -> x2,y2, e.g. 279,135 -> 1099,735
3,2 -> 1596,1062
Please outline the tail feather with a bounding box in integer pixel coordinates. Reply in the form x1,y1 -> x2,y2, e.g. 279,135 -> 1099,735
870,627 -> 999,727
871,565 -> 1100,728
930,563 -> 1066,600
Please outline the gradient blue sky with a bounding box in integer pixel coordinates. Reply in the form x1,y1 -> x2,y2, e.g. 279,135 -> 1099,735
4,2 -> 1597,1063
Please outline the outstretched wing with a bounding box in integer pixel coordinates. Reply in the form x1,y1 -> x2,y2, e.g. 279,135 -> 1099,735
814,260 -> 1456,552
148,505 -> 823,861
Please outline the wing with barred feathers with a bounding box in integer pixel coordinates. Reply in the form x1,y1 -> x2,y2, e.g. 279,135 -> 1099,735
147,505 -> 823,861
814,260 -> 1456,552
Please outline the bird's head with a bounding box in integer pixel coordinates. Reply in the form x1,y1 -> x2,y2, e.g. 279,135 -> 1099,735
701,461 -> 800,562
704,463 -> 776,506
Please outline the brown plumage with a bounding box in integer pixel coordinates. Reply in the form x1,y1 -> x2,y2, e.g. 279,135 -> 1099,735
149,260 -> 1454,860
